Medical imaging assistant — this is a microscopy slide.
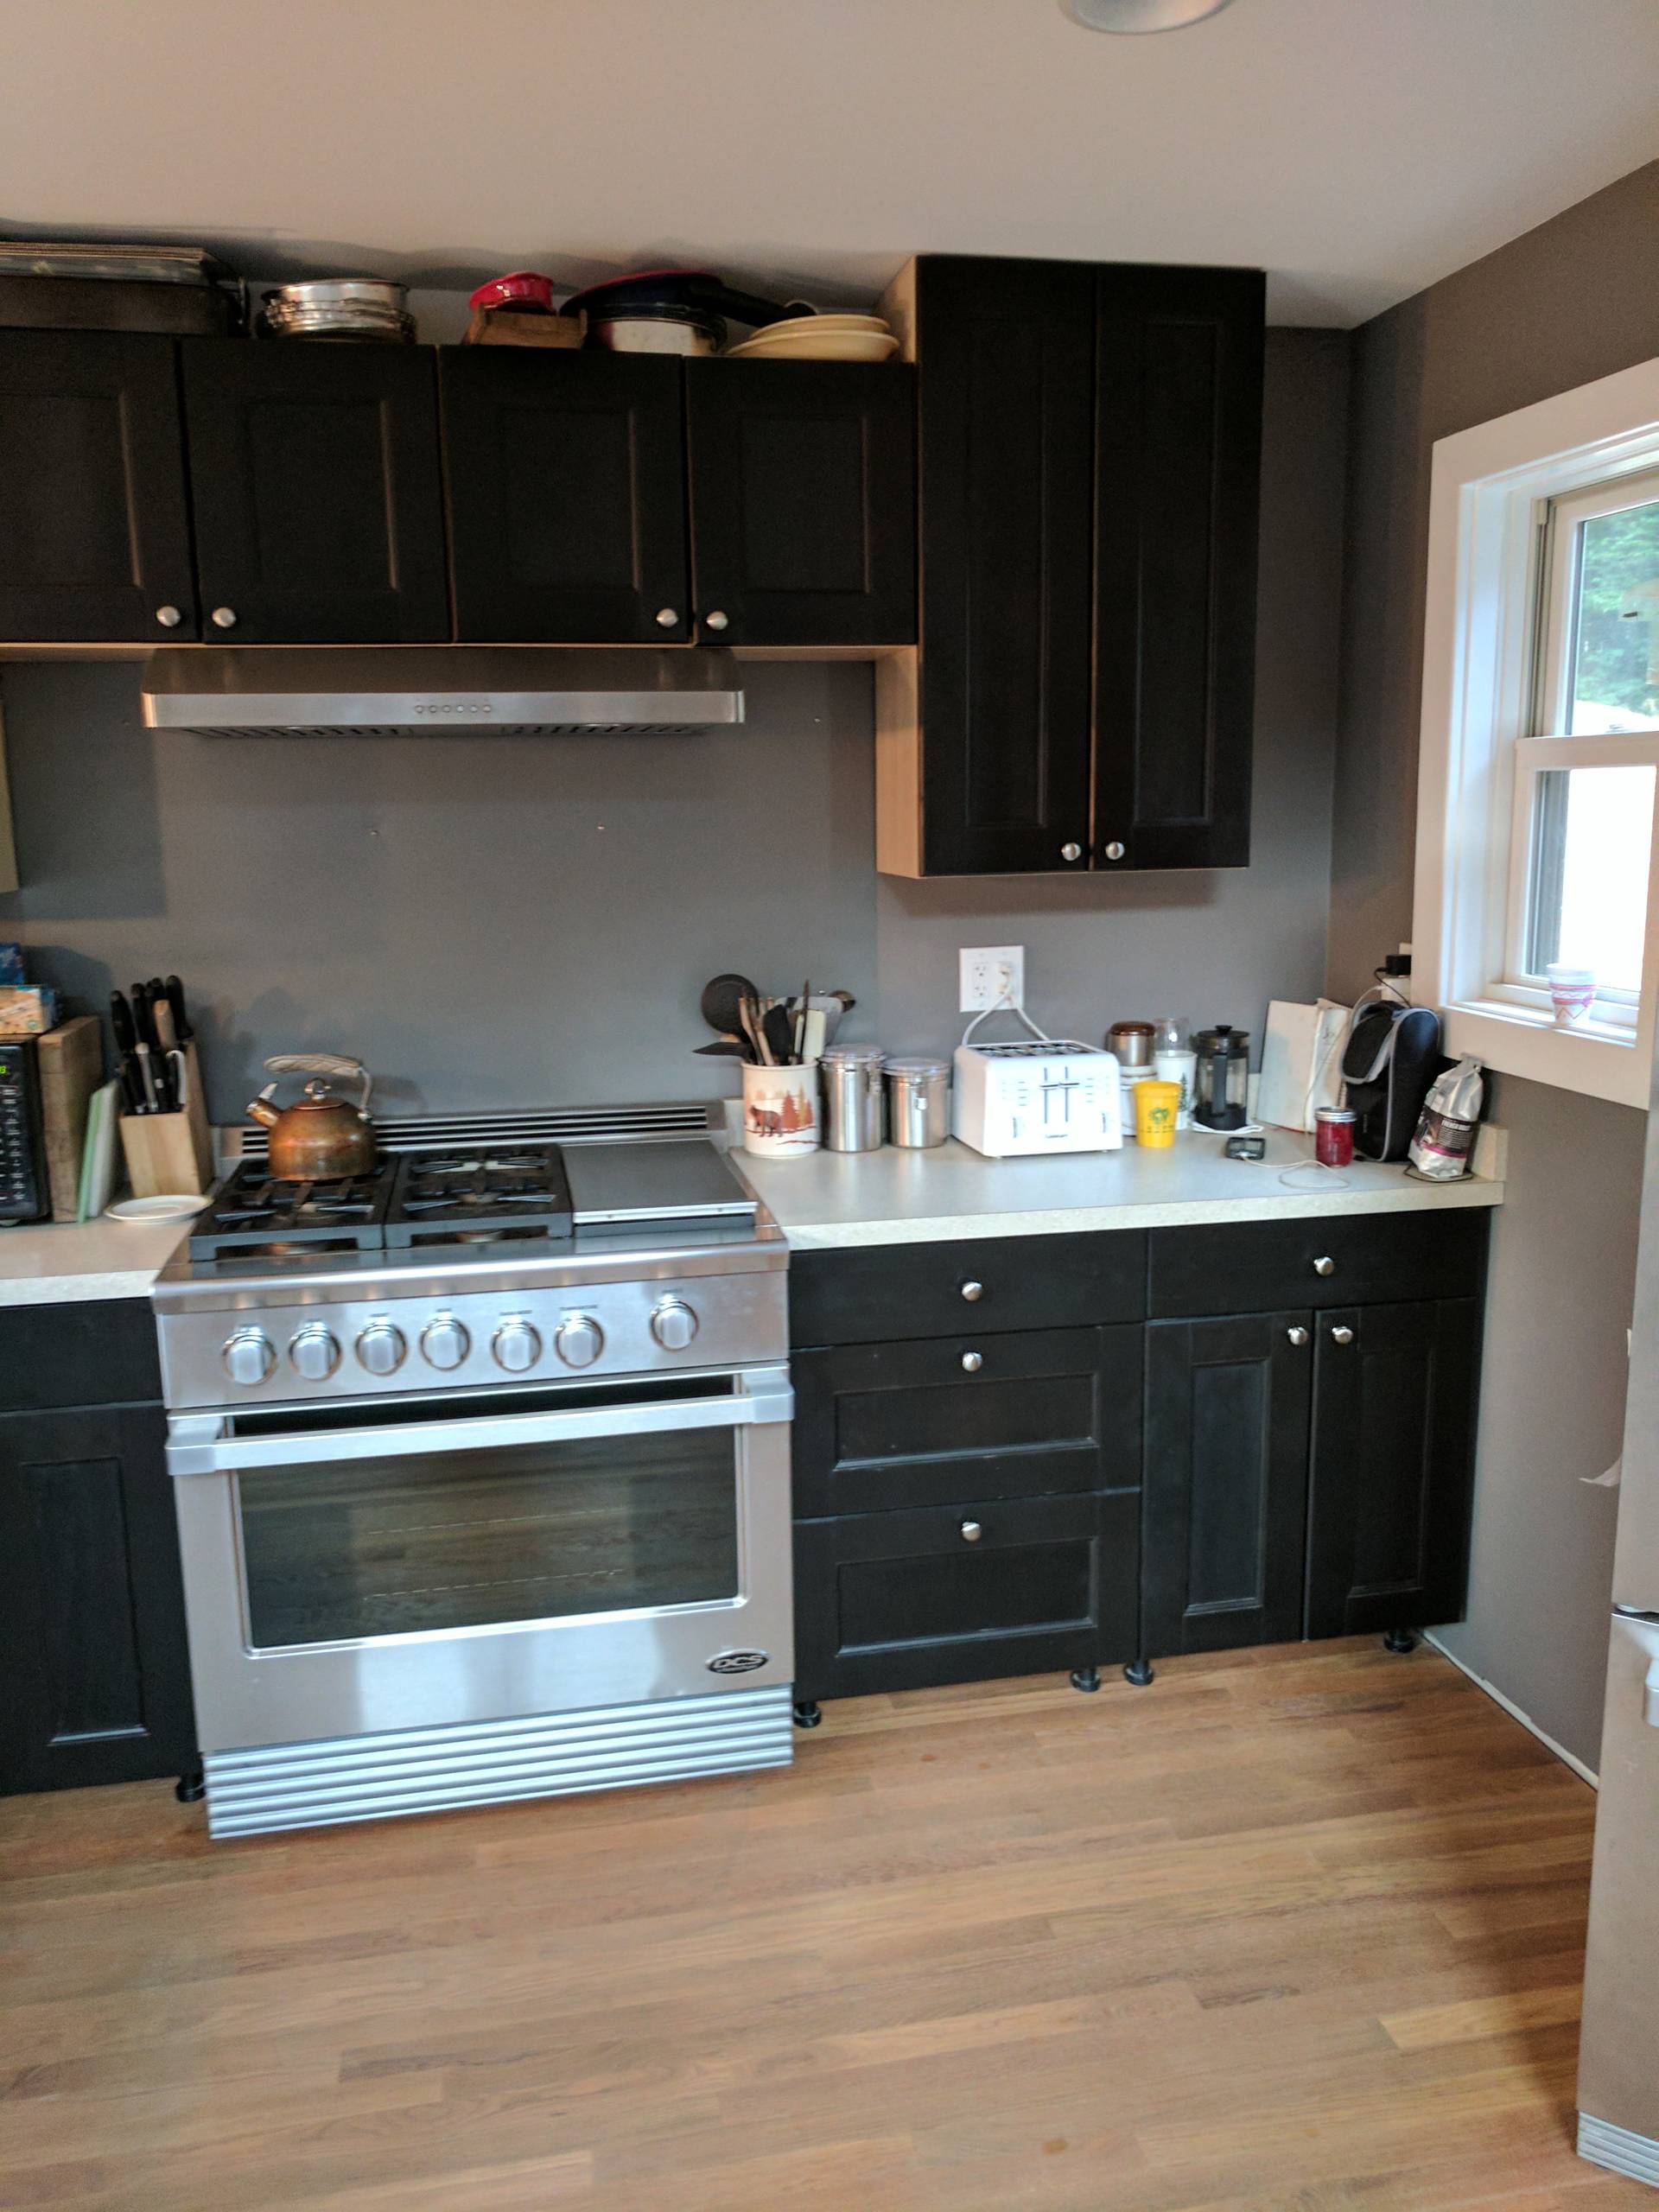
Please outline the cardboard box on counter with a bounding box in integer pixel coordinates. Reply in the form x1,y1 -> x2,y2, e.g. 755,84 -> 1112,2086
0,985 -> 60,1036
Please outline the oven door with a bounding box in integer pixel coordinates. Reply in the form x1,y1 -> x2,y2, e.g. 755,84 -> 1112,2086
167,1365 -> 793,1752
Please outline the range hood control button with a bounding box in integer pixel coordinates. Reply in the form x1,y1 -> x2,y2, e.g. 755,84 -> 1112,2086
493,1319 -> 542,1373
221,1327 -> 276,1387
650,1298 -> 698,1351
289,1324 -> 340,1381
355,1320 -> 406,1376
420,1316 -> 471,1370
554,1316 -> 604,1369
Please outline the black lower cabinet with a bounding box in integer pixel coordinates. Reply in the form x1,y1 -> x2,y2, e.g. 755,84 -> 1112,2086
1142,1312 -> 1312,1656
794,1489 -> 1138,1701
1306,1300 -> 1480,1638
0,1400 -> 196,1794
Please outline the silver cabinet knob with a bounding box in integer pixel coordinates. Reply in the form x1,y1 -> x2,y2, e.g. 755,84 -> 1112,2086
654,607 -> 680,629
1287,1325 -> 1310,1348
355,1320 -> 406,1376
961,1351 -> 983,1373
420,1314 -> 470,1370
960,1280 -> 984,1303
221,1327 -> 276,1386
1331,1325 -> 1356,1346
1103,841 -> 1126,861
156,604 -> 182,628
1313,1255 -> 1336,1277
492,1319 -> 542,1373
288,1323 -> 340,1381
960,1520 -> 983,1543
702,610 -> 729,632
650,1297 -> 699,1351
555,1315 -> 605,1369
210,606 -> 238,629
1060,842 -> 1083,862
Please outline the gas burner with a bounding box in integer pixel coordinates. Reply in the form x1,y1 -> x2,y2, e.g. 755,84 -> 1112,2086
189,1161 -> 398,1259
383,1147 -> 575,1249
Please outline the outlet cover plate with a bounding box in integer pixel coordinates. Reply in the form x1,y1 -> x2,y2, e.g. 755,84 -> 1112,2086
960,945 -> 1025,1013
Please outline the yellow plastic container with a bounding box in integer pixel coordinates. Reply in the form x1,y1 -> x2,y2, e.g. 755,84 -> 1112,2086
1133,1078 -> 1182,1149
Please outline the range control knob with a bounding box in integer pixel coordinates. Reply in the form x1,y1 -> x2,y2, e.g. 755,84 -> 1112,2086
420,1315 -> 471,1371
355,1319 -> 406,1376
288,1323 -> 341,1381
493,1319 -> 542,1373
554,1315 -> 604,1370
650,1297 -> 699,1351
221,1327 -> 276,1387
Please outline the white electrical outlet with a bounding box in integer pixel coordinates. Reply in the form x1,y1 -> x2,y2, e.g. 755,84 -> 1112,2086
960,945 -> 1025,1013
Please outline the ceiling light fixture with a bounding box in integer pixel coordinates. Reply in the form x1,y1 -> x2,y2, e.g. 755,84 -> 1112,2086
1062,0 -> 1236,31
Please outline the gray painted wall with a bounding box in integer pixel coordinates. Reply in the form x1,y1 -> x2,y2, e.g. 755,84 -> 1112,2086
1332,161 -> 1659,1770
0,328 -> 1349,1128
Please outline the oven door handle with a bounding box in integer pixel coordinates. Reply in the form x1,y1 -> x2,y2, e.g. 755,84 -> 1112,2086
167,1370 -> 794,1477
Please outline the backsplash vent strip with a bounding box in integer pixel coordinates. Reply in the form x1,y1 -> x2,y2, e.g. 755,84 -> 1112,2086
237,1100 -> 720,1160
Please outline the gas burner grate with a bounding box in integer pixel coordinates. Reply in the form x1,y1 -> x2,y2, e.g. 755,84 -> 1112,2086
189,1162 -> 398,1259
383,1147 -> 575,1249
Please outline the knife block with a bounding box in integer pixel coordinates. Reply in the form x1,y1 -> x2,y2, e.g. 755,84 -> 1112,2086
119,1043 -> 214,1198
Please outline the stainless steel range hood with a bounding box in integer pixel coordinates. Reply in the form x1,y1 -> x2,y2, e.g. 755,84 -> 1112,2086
139,649 -> 746,736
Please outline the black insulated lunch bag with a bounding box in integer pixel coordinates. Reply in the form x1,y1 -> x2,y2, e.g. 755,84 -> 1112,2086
1340,1003 -> 1442,1161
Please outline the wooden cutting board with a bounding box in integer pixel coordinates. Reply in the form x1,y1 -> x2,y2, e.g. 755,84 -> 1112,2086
38,1015 -> 105,1221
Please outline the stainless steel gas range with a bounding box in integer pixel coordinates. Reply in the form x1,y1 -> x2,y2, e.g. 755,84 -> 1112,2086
153,1104 -> 793,1840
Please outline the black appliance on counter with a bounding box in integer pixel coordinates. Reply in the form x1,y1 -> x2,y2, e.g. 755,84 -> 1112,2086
1341,1003 -> 1442,1160
0,1039 -> 49,1224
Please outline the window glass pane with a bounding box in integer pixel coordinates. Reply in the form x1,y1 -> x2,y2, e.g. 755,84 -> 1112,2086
1526,763 -> 1655,988
238,1427 -> 741,1648
1568,497 -> 1659,734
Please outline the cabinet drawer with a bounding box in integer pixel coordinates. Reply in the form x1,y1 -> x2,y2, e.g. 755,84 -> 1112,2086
0,1300 -> 162,1413
794,1488 -> 1138,1700
1147,1210 -> 1488,1320
792,1325 -> 1140,1516
788,1230 -> 1146,1348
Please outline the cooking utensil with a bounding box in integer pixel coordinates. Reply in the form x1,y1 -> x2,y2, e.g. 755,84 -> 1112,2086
163,975 -> 193,1043
259,280 -> 415,344
740,991 -> 772,1068
587,303 -> 725,356
763,1002 -> 796,1065
794,982 -> 810,1064
701,973 -> 762,1038
245,1054 -> 376,1179
694,1039 -> 750,1060
561,269 -> 799,332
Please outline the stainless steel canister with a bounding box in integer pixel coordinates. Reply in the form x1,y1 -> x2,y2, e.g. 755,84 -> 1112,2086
884,1055 -> 951,1148
820,1045 -> 886,1152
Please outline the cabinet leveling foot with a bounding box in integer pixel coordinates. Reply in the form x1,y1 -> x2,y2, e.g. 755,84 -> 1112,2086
792,1700 -> 823,1729
175,1770 -> 206,1804
1069,1666 -> 1102,1694
1382,1629 -> 1418,1656
1123,1657 -> 1155,1687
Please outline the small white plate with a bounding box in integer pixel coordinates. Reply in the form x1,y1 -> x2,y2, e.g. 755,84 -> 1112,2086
105,1194 -> 210,1224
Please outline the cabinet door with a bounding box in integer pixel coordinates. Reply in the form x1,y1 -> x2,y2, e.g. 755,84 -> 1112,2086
1143,1313 -> 1313,1656
1091,266 -> 1264,871
792,1325 -> 1140,1517
0,1403 -> 196,1792
441,350 -> 688,643
794,1489 -> 1137,1701
1306,1300 -> 1480,1639
913,256 -> 1096,874
683,361 -> 916,646
0,331 -> 196,643
181,341 -> 448,643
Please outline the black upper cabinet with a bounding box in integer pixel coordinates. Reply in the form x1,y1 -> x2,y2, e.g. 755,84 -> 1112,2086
1092,266 -> 1264,871
181,341 -> 449,644
684,361 -> 916,647
442,350 -> 689,644
876,252 -> 1263,878
1306,1300 -> 1481,1640
910,257 -> 1096,874
0,331 -> 197,643
0,1401 -> 196,1794
1142,1313 -> 1312,1658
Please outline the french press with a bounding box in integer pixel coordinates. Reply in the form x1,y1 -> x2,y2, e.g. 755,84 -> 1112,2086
1191,1026 -> 1250,1131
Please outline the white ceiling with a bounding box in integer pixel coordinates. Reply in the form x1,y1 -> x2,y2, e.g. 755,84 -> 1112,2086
3,0 -> 1656,327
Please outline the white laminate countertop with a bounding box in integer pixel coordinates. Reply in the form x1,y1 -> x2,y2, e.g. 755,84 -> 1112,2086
734,1126 -> 1504,1250
0,1215 -> 192,1306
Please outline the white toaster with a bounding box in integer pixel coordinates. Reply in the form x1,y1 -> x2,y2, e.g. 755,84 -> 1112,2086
952,1037 -> 1124,1157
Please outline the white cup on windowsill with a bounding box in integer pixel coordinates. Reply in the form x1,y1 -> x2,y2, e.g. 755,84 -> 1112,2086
1546,963 -> 1598,1027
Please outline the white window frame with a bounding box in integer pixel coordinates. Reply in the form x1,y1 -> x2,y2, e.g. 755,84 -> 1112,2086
1413,357 -> 1659,1109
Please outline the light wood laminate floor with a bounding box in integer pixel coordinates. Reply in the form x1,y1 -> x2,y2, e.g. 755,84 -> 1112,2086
0,1639 -> 1643,2210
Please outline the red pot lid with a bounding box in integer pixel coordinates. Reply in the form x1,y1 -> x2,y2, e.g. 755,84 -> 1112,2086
470,270 -> 556,313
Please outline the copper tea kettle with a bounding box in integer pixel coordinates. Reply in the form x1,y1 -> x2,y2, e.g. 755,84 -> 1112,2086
245,1054 -> 376,1180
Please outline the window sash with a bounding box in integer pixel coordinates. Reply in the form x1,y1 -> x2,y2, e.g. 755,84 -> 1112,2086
1497,732 -> 1659,1007
1533,464 -> 1659,740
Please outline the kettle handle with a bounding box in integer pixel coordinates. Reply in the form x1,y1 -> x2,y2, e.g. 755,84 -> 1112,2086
262,1052 -> 374,1122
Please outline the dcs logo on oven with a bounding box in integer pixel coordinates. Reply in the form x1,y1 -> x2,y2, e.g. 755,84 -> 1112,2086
706,1649 -> 770,1675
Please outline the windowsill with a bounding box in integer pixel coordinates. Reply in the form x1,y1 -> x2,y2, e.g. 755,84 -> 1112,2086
1444,997 -> 1649,1109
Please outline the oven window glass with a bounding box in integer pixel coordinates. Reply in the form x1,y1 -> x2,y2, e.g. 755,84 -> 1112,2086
237,1427 -> 741,1648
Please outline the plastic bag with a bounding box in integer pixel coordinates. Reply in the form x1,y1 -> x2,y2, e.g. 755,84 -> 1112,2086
1407,1058 -> 1484,1182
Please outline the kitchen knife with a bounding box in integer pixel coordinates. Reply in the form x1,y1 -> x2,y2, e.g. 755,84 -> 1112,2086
110,990 -> 137,1057
130,982 -> 156,1051
133,1042 -> 160,1114
162,975 -> 193,1044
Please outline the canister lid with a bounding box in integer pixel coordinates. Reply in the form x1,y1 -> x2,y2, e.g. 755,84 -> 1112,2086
883,1054 -> 950,1077
1314,1105 -> 1357,1123
1192,1025 -> 1249,1055
821,1043 -> 885,1065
